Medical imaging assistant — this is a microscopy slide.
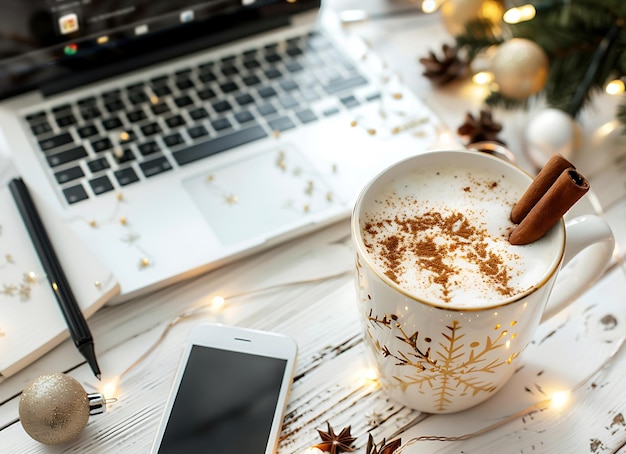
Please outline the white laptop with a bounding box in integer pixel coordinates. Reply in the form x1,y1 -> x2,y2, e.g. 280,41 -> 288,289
0,0 -> 446,300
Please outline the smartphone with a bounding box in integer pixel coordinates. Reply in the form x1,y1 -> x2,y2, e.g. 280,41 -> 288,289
150,323 -> 298,454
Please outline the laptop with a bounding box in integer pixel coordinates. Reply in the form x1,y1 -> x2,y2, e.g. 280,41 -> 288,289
0,0 -> 445,300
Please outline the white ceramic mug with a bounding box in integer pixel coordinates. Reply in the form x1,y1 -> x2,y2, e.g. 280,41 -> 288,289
352,150 -> 615,413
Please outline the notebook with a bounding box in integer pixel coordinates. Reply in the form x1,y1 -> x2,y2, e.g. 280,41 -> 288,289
0,0 -> 446,300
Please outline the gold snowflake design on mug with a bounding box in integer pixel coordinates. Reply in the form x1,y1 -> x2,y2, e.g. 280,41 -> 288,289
366,310 -> 520,412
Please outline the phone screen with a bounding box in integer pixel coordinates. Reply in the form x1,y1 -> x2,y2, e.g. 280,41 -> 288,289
156,345 -> 289,453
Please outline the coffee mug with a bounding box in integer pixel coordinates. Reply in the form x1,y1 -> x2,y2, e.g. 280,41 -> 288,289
352,149 -> 614,413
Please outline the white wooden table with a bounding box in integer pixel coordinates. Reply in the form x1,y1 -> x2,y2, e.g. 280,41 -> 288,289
1,3 -> 625,453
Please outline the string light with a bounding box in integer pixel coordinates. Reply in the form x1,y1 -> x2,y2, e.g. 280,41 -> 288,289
503,4 -> 536,24
472,70 -> 494,85
211,295 -> 226,310
421,0 -> 444,13
549,390 -> 570,409
605,79 -> 625,95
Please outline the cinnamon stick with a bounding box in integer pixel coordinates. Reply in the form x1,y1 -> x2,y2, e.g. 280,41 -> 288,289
510,154 -> 574,224
509,168 -> 589,245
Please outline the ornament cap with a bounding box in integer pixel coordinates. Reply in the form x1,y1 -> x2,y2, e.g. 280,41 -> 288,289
88,392 -> 107,415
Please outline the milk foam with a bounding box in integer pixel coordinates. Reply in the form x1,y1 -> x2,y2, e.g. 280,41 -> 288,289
360,166 -> 560,307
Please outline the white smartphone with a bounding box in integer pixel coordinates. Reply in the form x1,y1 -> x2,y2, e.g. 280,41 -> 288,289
150,323 -> 298,454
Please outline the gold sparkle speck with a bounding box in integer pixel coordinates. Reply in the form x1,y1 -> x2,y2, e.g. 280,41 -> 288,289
120,131 -> 130,141
5,254 -> 12,263
24,272 -> 38,284
350,120 -> 358,127
326,192 -> 333,202
2,284 -> 17,296
367,128 -> 376,135
89,219 -> 97,227
94,281 -> 102,289
303,204 -> 310,213
206,174 -> 214,182
119,216 -> 128,225
139,258 -> 150,268
114,148 -> 124,158
392,92 -> 403,100
117,193 -> 124,201
225,194 -> 239,205
273,130 -> 281,139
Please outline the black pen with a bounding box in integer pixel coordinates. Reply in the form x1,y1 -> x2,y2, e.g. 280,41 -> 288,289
8,178 -> 101,379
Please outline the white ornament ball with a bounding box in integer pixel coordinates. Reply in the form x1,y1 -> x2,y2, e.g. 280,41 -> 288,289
491,38 -> 549,99
524,108 -> 581,167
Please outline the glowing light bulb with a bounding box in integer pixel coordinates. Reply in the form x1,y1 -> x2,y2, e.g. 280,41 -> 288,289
421,0 -> 439,13
606,79 -> 625,95
211,295 -> 226,309
102,377 -> 120,399
503,4 -> 536,24
472,71 -> 494,85
364,368 -> 379,381
550,390 -> 570,409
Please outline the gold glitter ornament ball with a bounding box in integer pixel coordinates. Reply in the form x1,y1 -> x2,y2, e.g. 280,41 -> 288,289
19,373 -> 90,445
490,38 -> 549,99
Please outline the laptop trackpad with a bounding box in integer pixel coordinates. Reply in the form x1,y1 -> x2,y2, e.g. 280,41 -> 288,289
183,145 -> 335,246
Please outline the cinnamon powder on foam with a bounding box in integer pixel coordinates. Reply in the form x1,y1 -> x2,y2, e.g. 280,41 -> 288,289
363,180 -> 520,304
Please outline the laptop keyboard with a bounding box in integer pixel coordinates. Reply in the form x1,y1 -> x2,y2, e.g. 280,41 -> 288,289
22,31 -> 379,205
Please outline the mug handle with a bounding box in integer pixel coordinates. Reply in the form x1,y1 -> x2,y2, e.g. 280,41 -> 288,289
540,214 -> 615,322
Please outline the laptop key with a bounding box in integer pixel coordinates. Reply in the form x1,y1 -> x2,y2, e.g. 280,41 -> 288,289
55,165 -> 84,184
340,95 -> 360,108
39,132 -> 74,155
187,125 -> 208,139
211,118 -> 232,131
88,157 -> 110,173
91,137 -> 113,153
89,176 -> 115,195
258,86 -> 277,98
140,156 -> 173,178
173,124 -> 267,166
212,100 -> 232,113
102,116 -> 123,130
56,114 -> 77,128
127,109 -> 147,123
295,109 -> 318,124
235,93 -> 255,106
47,145 -> 88,167
234,111 -> 254,124
114,167 -> 140,186
257,102 -> 277,116
164,133 -> 185,147
268,116 -> 296,133
189,107 -> 209,120
138,141 -> 161,156
31,122 -> 52,136
114,148 -> 135,164
166,114 -> 186,128
141,122 -> 162,136
63,184 -> 89,204
323,75 -> 368,95
77,124 -> 99,138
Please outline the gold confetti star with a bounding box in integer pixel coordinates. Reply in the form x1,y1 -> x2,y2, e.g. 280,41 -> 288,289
2,284 -> 17,296
23,272 -> 38,285
225,194 -> 239,206
18,284 -> 31,300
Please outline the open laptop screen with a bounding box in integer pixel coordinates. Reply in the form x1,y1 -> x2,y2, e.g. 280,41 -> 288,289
0,0 -> 320,100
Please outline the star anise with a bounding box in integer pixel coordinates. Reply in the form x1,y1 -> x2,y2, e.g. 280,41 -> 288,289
312,423 -> 357,454
419,43 -> 467,85
365,434 -> 402,454
457,108 -> 506,145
